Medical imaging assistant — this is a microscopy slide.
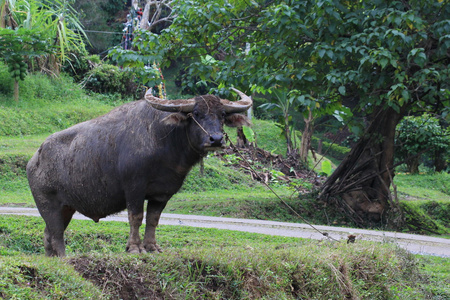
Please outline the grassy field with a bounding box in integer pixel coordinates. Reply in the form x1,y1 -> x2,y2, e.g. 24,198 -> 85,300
1,214 -> 449,299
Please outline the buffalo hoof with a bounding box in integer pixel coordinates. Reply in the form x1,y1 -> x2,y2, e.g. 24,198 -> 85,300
145,243 -> 162,253
126,244 -> 147,254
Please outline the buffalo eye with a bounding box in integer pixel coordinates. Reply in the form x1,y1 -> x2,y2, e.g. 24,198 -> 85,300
193,111 -> 200,118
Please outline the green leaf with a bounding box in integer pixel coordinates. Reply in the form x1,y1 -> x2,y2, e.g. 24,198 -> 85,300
318,48 -> 326,58
321,160 -> 332,176
242,126 -> 255,143
338,86 -> 346,95
379,58 -> 389,69
351,126 -> 362,136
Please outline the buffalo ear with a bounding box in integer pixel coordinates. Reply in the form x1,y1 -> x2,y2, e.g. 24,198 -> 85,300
162,113 -> 188,125
225,113 -> 251,127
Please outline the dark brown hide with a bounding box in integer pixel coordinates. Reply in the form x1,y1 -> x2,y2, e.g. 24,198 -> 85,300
27,93 -> 251,256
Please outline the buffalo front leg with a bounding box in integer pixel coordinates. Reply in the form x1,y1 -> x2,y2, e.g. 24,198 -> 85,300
143,199 -> 168,253
126,209 -> 146,254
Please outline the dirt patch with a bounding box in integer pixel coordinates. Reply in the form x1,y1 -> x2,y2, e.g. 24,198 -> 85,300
68,256 -> 164,300
67,256 -> 259,299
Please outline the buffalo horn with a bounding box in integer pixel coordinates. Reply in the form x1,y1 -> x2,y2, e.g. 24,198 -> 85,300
145,87 -> 252,113
145,89 -> 196,112
221,88 -> 253,113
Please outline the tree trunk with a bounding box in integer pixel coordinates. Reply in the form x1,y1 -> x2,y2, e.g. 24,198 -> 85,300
132,0 -> 139,10
284,114 -> 294,156
13,80 -> 19,102
434,150 -> 447,172
407,158 -> 420,174
299,109 -> 314,162
0,1 -> 7,28
1,1 -> 18,29
317,139 -> 323,154
319,107 -> 405,226
140,1 -> 150,30
139,0 -> 174,32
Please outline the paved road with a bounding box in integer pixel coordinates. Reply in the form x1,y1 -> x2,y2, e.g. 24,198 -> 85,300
1,207 -> 449,257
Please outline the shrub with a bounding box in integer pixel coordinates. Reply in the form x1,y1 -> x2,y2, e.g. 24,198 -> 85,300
82,63 -> 138,97
20,73 -> 85,103
63,54 -> 101,82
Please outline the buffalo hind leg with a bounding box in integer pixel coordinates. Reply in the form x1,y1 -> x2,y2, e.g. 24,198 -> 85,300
42,205 -> 75,257
143,198 -> 168,253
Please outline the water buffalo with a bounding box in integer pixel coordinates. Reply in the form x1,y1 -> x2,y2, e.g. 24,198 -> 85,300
26,88 -> 252,257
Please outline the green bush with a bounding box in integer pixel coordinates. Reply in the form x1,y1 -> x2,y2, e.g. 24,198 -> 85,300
82,63 -> 138,96
419,201 -> 450,228
22,73 -> 87,104
0,62 -> 86,106
0,103 -> 112,136
63,54 -> 101,82
0,154 -> 29,174
0,255 -> 102,298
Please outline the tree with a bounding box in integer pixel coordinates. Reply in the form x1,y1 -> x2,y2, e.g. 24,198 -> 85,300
0,27 -> 54,101
130,0 -> 449,225
312,1 -> 449,225
396,114 -> 449,173
1,0 -> 88,101
139,0 -> 175,32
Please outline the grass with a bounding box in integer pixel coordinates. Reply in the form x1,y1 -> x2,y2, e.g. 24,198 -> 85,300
0,134 -> 48,155
393,173 -> 450,234
0,90 -> 114,137
394,173 -> 450,201
0,214 -> 449,299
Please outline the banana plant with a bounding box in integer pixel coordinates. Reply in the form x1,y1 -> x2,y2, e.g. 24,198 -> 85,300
3,0 -> 87,76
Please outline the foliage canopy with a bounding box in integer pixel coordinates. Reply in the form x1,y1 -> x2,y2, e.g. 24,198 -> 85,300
149,0 -> 449,121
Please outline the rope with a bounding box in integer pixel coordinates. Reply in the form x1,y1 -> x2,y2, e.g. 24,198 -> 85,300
185,113 -> 208,156
224,132 -> 342,242
188,113 -> 209,135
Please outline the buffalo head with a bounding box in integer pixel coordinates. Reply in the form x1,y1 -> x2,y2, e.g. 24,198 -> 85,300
146,88 -> 252,152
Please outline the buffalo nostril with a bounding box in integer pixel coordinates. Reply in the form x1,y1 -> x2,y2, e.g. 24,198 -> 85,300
209,134 -> 223,146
